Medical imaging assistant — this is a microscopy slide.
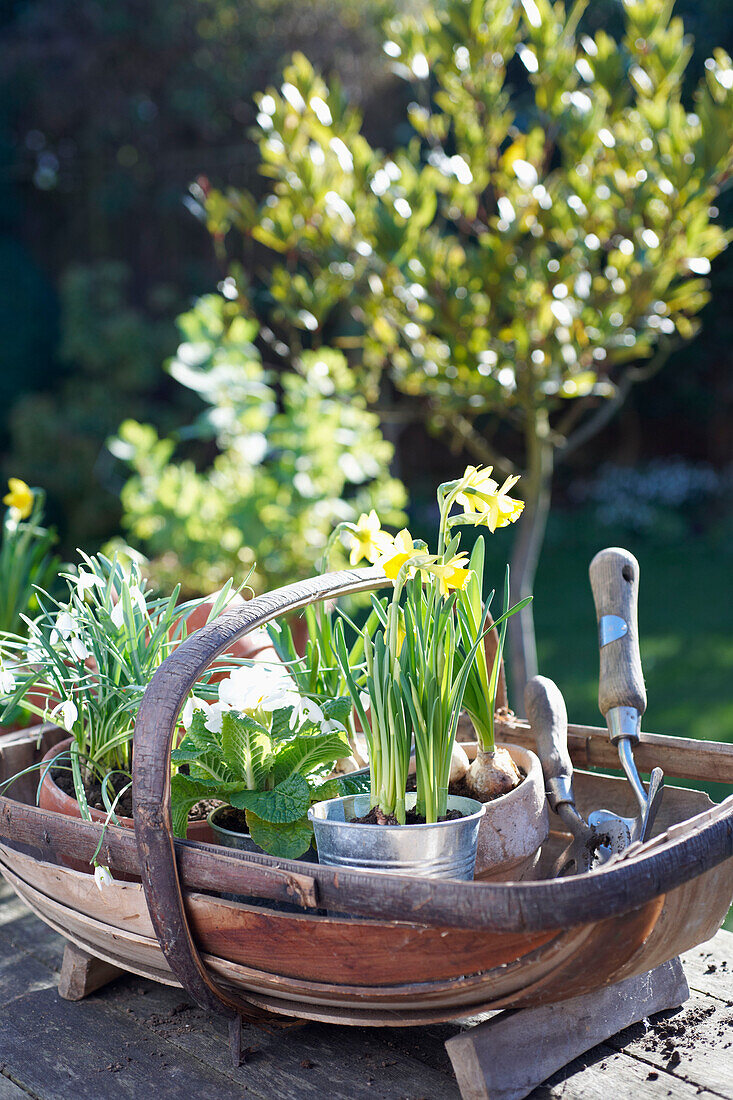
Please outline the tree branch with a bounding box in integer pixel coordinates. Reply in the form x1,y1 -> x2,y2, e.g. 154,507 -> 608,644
558,337 -> 680,460
436,411 -> 522,479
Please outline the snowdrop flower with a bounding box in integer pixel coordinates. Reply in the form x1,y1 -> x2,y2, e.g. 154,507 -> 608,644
322,718 -> 346,736
359,691 -> 371,713
0,665 -> 16,695
76,569 -> 102,597
50,610 -> 76,644
67,635 -> 90,662
290,696 -> 325,730
110,586 -> 146,629
218,663 -> 300,715
94,865 -> 114,891
51,699 -> 78,732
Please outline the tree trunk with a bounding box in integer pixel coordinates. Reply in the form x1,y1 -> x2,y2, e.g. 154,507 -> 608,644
507,409 -> 554,709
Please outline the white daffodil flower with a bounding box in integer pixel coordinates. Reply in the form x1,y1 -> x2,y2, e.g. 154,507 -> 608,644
0,665 -> 16,695
51,699 -> 78,732
218,663 -> 299,715
94,864 -> 114,891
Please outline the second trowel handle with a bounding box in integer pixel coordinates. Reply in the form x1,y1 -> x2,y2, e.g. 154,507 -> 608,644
589,547 -> 647,727
525,676 -> 572,811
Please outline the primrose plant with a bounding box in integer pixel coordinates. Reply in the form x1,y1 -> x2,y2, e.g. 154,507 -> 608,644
172,662 -> 355,856
332,465 -> 530,824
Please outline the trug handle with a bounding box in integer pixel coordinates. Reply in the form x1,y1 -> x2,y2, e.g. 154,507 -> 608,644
589,547 -> 647,731
525,675 -> 572,811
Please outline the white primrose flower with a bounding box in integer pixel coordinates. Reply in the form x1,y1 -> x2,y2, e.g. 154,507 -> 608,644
51,699 -> 78,733
94,864 -> 115,891
182,695 -> 204,730
218,663 -> 300,715
0,665 -> 16,695
203,701 -> 229,734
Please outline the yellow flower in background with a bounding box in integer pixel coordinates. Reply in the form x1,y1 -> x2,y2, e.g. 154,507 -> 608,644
379,529 -> 423,580
425,554 -> 472,597
474,476 -> 525,532
3,478 -> 33,519
348,511 -> 393,566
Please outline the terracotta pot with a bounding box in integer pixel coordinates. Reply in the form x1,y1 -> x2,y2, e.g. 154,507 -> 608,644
39,738 -> 214,875
468,743 -> 549,881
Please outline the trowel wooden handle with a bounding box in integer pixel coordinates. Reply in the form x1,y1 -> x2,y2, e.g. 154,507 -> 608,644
589,547 -> 646,720
525,676 -> 572,809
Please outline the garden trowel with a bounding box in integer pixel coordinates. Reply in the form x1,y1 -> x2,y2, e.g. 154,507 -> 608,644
589,547 -> 664,846
525,675 -> 629,875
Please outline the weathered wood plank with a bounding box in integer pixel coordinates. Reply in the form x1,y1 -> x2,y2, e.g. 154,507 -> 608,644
58,943 -> 123,1002
0,1075 -> 35,1100
678,930 -> 733,1005
605,987 -> 733,1097
445,958 -> 689,1100
534,1042 -> 724,1099
0,982 -> 251,1100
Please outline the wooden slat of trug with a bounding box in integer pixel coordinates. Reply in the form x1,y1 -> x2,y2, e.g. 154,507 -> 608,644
493,714 -> 733,785
1,790 -> 732,934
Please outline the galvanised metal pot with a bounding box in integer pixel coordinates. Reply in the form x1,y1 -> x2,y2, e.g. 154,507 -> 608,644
308,793 -> 485,880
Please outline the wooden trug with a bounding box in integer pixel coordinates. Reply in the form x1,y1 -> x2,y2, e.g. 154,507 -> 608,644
0,567 -> 731,1094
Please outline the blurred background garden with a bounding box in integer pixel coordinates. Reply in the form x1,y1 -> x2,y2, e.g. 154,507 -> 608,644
0,0 -> 731,748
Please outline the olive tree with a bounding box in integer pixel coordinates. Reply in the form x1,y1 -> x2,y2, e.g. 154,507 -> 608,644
203,0 -> 733,691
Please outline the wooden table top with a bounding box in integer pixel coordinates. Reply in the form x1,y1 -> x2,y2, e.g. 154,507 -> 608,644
0,877 -> 731,1100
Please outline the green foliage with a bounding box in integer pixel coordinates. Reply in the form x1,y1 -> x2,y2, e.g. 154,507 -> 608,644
112,292 -> 406,595
209,2 -> 732,425
170,700 -> 352,855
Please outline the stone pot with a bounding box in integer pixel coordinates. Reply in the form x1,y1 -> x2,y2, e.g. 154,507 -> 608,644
467,742 -> 549,881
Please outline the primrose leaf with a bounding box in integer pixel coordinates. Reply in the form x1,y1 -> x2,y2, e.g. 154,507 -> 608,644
230,771 -> 311,823
186,710 -> 221,753
170,773 -> 213,839
244,810 -> 314,859
271,730 -> 350,785
220,710 -> 273,787
312,771 -> 370,802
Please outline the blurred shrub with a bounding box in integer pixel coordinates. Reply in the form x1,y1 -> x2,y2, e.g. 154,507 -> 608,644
110,293 -> 406,595
4,263 -> 180,550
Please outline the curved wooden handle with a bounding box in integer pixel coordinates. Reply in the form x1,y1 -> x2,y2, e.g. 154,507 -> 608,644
589,547 -> 646,721
524,676 -> 571,809
133,566 -> 386,1020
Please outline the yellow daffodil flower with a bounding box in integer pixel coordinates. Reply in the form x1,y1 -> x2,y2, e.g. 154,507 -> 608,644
3,478 -> 33,519
348,511 -> 393,566
474,476 -> 525,532
424,554 -> 472,597
378,529 -> 423,580
455,465 -> 500,514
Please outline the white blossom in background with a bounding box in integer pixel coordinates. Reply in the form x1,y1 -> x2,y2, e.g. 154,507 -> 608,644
0,665 -> 16,695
